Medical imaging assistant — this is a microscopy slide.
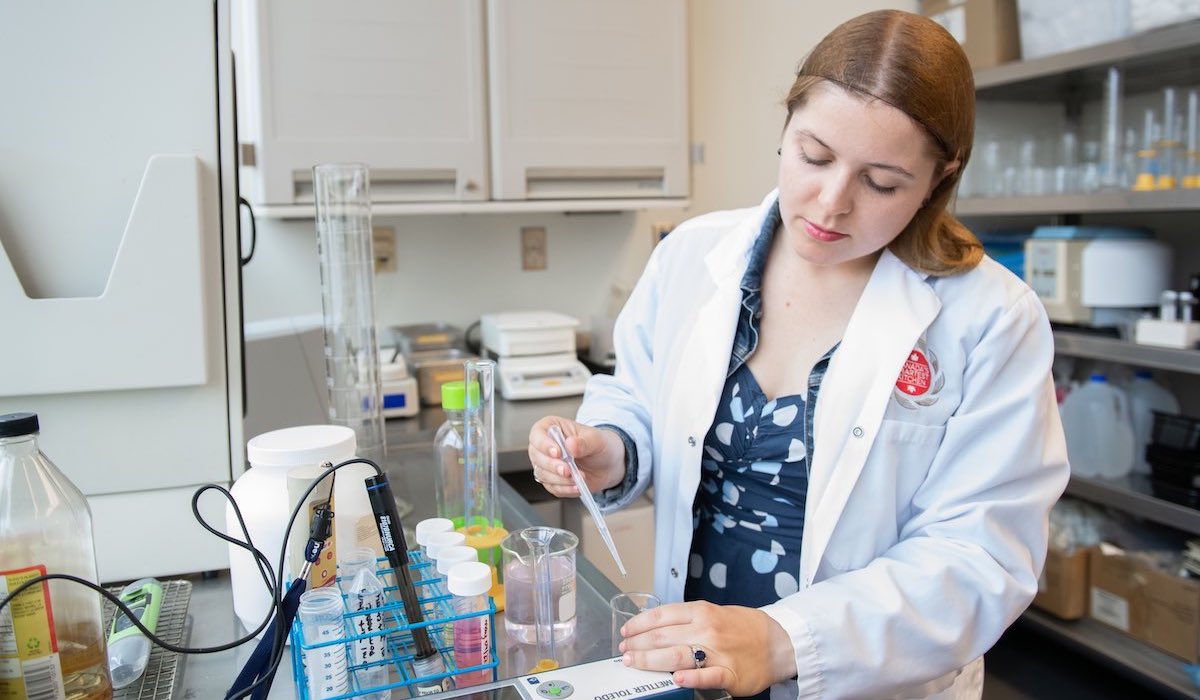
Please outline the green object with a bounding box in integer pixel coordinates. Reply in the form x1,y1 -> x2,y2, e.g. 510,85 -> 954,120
441,380 -> 482,411
108,577 -> 163,645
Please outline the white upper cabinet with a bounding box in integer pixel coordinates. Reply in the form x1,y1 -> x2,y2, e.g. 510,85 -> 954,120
236,0 -> 489,205
234,0 -> 688,211
486,0 -> 689,201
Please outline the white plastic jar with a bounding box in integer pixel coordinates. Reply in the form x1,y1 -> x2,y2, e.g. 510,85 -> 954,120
226,424 -> 356,635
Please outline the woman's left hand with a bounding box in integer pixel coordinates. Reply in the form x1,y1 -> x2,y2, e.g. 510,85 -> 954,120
617,601 -> 796,697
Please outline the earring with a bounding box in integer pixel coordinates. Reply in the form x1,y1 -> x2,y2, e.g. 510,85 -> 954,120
777,147 -> 782,156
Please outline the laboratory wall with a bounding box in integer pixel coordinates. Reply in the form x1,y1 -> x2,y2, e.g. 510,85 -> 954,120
240,0 -> 916,328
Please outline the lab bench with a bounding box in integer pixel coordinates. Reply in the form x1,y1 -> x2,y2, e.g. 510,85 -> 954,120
173,396 -> 596,699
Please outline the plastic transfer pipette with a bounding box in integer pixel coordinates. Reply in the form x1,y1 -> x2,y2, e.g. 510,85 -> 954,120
548,424 -> 627,577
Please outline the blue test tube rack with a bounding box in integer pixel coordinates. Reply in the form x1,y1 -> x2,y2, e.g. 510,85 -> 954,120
290,550 -> 499,699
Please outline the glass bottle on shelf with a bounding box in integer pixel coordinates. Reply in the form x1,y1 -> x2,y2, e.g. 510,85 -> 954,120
0,412 -> 113,700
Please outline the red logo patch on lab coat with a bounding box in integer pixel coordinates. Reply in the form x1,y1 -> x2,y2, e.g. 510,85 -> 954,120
897,351 -> 932,396
893,339 -> 944,409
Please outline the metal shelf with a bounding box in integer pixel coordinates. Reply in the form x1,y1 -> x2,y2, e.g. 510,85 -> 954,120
1052,331 -> 1200,375
1066,473 -> 1200,535
975,20 -> 1200,101
956,190 -> 1200,216
1019,608 -> 1199,699
253,197 -> 691,220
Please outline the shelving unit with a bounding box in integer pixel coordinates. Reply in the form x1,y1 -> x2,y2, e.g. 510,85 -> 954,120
1019,608 -> 1198,700
971,21 -> 1200,696
974,20 -> 1200,101
957,190 -> 1200,216
1067,472 -> 1200,534
1053,330 -> 1200,375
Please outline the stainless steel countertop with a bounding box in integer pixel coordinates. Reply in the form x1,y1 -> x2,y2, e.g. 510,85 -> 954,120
176,396 -> 607,699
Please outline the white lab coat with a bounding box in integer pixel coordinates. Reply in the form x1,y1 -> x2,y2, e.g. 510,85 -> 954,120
577,191 -> 1069,699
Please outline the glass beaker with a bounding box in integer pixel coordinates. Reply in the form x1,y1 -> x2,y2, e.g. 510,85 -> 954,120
314,163 -> 386,470
610,592 -> 661,656
501,527 -> 578,646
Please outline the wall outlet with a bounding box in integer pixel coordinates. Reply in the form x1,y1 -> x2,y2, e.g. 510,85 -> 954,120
521,226 -> 547,271
373,226 -> 396,274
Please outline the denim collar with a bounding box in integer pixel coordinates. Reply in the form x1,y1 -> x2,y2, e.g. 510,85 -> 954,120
727,199 -> 780,375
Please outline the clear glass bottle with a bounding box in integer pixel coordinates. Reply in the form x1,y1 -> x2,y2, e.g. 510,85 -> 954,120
448,561 -> 494,687
0,412 -> 113,700
434,381 -> 468,522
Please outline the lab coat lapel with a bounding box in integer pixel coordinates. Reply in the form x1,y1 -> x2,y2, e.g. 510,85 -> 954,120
663,209 -> 761,489
800,250 -> 942,585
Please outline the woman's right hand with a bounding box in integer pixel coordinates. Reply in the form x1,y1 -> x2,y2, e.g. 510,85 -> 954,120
527,416 -> 626,499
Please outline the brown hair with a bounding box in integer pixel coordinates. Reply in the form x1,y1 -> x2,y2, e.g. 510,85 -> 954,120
784,10 -> 982,276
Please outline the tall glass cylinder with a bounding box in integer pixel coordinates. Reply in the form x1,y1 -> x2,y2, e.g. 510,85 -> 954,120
461,360 -> 508,607
462,359 -> 497,534
1099,66 -> 1123,189
314,163 -> 385,468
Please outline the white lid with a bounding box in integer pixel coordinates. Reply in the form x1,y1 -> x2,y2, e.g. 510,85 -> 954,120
424,531 -> 467,559
447,561 -> 492,597
415,518 -> 455,545
247,425 -> 356,468
435,546 -> 478,575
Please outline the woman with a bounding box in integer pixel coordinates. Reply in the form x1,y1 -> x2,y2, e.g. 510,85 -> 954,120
527,10 -> 1068,699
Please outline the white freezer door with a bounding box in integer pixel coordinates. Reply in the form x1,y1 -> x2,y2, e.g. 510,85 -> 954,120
0,1 -> 241,580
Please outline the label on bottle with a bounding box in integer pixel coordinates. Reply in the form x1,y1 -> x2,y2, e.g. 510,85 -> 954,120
0,565 -> 67,700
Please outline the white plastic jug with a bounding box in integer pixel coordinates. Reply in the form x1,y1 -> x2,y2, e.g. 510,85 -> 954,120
1127,371 -> 1180,474
226,425 -> 357,636
1059,374 -> 1135,479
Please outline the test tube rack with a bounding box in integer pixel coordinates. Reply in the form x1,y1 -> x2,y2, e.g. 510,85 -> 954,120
290,551 -> 499,699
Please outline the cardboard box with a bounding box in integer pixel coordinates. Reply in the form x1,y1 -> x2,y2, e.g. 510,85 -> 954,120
921,0 -> 1021,70
563,494 -> 655,594
1089,546 -> 1200,662
1032,547 -> 1089,619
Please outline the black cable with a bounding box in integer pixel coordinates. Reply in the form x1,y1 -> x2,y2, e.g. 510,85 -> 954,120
0,457 -> 384,698
230,458 -> 373,700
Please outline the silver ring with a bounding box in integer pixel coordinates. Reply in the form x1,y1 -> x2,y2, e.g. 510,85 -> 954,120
533,472 -> 543,484
689,645 -> 706,670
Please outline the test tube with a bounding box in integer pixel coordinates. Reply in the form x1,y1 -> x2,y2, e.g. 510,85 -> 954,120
299,587 -> 351,700
1100,66 -> 1123,189
1186,90 -> 1199,189
1133,109 -> 1160,192
1158,88 -> 1180,189
462,360 -> 508,601
339,548 -> 390,700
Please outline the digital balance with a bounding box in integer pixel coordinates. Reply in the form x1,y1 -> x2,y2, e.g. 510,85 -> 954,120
480,311 -> 593,400
434,656 -> 705,700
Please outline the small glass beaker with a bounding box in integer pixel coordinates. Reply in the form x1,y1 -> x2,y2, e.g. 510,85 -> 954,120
501,527 -> 578,645
610,592 -> 661,656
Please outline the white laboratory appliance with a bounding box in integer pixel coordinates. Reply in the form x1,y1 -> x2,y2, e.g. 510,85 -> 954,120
480,312 -> 592,400
0,2 -> 243,581
1024,227 -> 1172,328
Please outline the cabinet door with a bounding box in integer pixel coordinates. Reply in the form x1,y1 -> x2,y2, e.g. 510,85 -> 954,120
487,0 -> 689,200
237,0 -> 489,205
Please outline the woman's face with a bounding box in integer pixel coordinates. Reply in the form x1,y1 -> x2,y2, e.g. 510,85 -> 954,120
777,83 -> 947,272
